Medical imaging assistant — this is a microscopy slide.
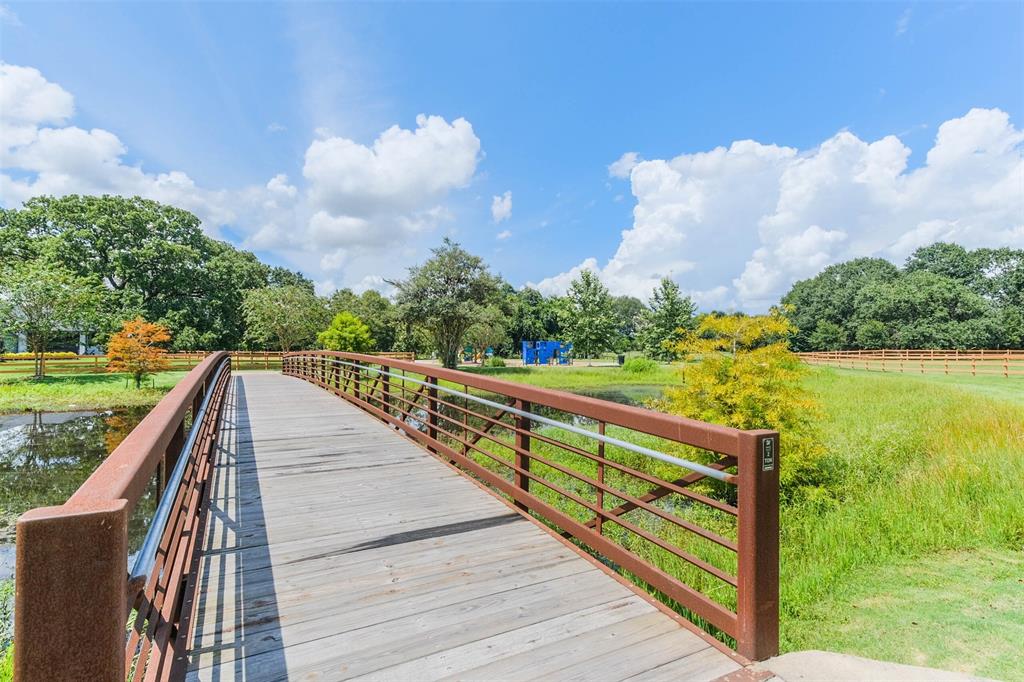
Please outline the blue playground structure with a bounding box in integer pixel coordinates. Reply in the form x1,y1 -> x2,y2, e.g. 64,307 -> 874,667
521,340 -> 573,365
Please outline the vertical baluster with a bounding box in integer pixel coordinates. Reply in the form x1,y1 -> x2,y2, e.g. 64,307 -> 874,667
427,377 -> 439,453
514,399 -> 531,511
462,385 -> 470,456
596,421 -> 605,535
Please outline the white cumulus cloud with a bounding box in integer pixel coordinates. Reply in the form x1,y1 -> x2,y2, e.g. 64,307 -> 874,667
491,190 -> 512,223
535,108 -> 1024,309
0,63 -> 485,294
608,151 -> 641,179
303,114 -> 479,217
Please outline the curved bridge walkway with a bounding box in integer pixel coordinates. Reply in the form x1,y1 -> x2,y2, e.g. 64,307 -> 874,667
182,372 -> 744,681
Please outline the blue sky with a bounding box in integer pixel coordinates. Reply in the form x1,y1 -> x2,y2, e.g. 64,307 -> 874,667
1,2 -> 1021,309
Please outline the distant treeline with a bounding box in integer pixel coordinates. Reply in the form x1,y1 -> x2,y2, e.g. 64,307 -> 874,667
782,243 -> 1023,351
4,195 -> 1018,357
0,196 -> 696,360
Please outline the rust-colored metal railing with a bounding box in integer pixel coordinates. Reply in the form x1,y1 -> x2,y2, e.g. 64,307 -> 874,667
284,351 -> 780,660
14,352 -> 232,682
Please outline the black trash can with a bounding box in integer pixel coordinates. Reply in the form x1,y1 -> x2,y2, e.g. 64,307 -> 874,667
617,354 -> 625,366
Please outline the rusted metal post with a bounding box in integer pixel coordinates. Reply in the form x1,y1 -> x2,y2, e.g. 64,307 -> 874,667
353,361 -> 362,401
427,377 -> 439,453
736,430 -> 779,661
514,399 -> 531,511
595,421 -> 605,535
381,365 -> 391,417
15,499 -> 128,680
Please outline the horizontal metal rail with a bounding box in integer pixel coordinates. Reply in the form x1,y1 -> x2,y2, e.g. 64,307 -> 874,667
127,355 -> 230,594
293,354 -> 733,483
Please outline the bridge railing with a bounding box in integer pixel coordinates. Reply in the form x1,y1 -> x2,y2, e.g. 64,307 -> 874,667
14,352 -> 232,681
284,350 -> 780,660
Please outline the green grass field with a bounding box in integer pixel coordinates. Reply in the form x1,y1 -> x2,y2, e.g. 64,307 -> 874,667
0,372 -> 190,413
459,363 -> 679,390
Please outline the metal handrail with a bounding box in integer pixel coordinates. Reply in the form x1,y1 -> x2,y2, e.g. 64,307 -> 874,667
289,353 -> 733,483
127,355 -> 230,592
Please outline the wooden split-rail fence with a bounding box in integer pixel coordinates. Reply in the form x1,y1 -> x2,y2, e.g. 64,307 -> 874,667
797,348 -> 1024,377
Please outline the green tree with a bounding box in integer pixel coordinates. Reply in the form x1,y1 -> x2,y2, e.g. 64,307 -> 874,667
242,286 -> 327,352
507,287 -> 560,349
562,270 -> 618,359
391,238 -> 499,369
637,278 -> 696,360
317,312 -> 375,352
904,242 -> 978,286
782,258 -> 901,351
854,320 -> 890,349
808,320 -> 847,351
854,270 -> 1001,349
6,195 -> 310,349
611,295 -> 647,352
0,259 -> 103,377
328,288 -> 399,351
465,306 -> 508,361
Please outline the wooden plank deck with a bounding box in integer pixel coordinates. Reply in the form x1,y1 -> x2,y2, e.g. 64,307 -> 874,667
182,372 -> 743,681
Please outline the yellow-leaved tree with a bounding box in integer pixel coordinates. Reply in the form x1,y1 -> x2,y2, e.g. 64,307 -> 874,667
106,318 -> 171,388
661,308 -> 829,503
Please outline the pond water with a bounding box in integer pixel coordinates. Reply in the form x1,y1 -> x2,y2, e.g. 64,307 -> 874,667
573,384 -> 664,407
0,408 -> 156,580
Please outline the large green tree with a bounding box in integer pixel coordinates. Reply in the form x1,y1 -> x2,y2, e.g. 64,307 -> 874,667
4,195 -> 311,349
782,258 -> 900,350
391,239 -> 499,369
611,295 -> 647,352
465,306 -> 508,360
562,270 -> 618,359
853,270 -> 1001,349
507,287 -> 561,350
782,242 -> 1024,350
242,286 -> 327,352
637,278 -> 696,360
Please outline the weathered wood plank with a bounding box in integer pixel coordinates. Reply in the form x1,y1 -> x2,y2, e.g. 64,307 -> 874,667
183,373 -> 740,681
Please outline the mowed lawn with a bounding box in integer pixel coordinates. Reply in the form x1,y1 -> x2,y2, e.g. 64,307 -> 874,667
0,371 -> 191,413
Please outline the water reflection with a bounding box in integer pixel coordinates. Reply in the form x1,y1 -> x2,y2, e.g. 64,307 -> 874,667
0,408 -> 155,579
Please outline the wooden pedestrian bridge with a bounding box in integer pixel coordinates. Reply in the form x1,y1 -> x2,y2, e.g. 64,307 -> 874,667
14,352 -> 779,681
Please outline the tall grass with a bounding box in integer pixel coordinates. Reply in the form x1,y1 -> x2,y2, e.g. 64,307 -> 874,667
780,370 -> 1024,647
435,365 -> 1024,660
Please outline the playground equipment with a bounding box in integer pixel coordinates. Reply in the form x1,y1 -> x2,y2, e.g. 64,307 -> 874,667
522,340 -> 572,365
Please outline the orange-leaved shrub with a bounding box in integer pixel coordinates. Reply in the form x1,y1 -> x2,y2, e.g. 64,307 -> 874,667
106,318 -> 171,388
